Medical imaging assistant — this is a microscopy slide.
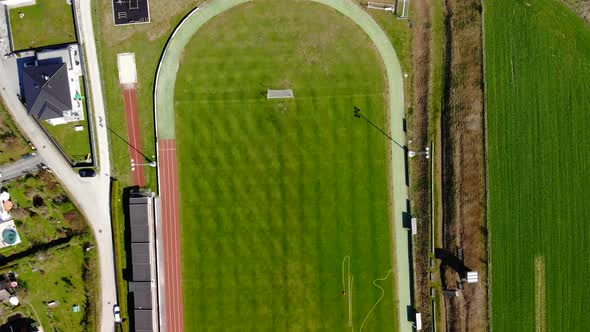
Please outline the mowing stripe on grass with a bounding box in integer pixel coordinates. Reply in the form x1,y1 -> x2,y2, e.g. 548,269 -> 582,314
535,256 -> 546,332
155,0 -> 251,139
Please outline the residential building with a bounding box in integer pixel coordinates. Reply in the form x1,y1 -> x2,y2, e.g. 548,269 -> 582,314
21,45 -> 84,126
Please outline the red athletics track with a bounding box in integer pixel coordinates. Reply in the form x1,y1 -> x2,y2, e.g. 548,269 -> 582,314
158,139 -> 184,331
122,86 -> 145,187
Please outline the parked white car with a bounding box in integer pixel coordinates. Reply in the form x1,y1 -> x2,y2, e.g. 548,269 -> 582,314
113,305 -> 122,324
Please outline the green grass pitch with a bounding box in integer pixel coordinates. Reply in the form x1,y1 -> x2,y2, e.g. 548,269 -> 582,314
174,1 -> 398,330
485,0 -> 590,329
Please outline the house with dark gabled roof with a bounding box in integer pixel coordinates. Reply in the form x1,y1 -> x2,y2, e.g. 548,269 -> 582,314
22,63 -> 72,125
19,45 -> 85,126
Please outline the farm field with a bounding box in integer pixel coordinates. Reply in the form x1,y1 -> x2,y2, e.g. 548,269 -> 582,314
174,1 -> 397,330
485,0 -> 590,330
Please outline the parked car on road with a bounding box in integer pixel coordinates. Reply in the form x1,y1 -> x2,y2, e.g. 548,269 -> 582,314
78,168 -> 96,177
113,305 -> 122,324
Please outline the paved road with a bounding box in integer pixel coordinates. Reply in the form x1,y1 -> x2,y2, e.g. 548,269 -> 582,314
0,154 -> 43,183
75,0 -> 117,331
0,5 -> 11,56
0,1 -> 117,331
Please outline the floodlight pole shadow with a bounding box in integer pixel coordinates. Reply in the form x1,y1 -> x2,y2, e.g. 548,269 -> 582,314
353,107 -> 405,150
106,126 -> 155,164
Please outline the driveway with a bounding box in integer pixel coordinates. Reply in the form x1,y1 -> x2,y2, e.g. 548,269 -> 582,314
0,154 -> 43,183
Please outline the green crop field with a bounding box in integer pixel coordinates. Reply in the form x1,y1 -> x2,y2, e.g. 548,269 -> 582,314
485,0 -> 590,330
175,1 -> 398,330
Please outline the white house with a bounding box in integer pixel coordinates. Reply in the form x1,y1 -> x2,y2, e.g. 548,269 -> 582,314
0,0 -> 36,9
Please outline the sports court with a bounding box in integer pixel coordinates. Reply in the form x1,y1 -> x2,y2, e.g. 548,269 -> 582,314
112,0 -> 150,26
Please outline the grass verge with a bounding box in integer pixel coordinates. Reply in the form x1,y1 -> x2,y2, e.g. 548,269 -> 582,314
110,180 -> 129,331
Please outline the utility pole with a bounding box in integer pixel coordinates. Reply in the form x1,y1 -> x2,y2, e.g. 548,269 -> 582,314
131,159 -> 157,171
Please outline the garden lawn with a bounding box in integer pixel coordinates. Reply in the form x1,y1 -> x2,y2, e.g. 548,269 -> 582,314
1,171 -> 89,256
175,1 -> 397,330
8,0 -> 76,50
40,78 -> 92,164
42,119 -> 91,164
0,102 -> 29,164
0,238 -> 97,332
485,0 -> 590,330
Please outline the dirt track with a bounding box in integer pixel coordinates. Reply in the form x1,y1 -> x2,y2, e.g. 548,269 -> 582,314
408,0 -> 435,330
562,0 -> 590,23
440,0 -> 488,330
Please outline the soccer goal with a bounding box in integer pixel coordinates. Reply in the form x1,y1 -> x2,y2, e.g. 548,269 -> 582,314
396,0 -> 409,19
367,1 -> 409,19
267,89 -> 294,99
367,2 -> 395,12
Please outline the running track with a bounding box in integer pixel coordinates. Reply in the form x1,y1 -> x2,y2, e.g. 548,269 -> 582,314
158,139 -> 184,331
122,86 -> 145,187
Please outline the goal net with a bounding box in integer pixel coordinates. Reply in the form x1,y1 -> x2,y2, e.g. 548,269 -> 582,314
367,2 -> 395,12
267,89 -> 294,99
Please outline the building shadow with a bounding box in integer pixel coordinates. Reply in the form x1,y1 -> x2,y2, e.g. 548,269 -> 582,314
434,248 -> 470,276
0,315 -> 37,332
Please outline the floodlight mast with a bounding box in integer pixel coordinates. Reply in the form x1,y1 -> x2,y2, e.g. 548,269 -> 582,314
131,159 -> 157,171
408,147 -> 430,159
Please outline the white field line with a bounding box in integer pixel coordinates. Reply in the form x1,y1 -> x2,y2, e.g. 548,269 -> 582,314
342,255 -> 354,330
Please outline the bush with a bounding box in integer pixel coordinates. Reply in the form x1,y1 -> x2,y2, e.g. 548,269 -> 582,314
63,211 -> 86,234
32,195 -> 44,208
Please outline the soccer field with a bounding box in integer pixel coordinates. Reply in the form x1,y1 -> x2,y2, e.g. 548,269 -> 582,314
174,0 -> 398,330
485,0 -> 590,330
